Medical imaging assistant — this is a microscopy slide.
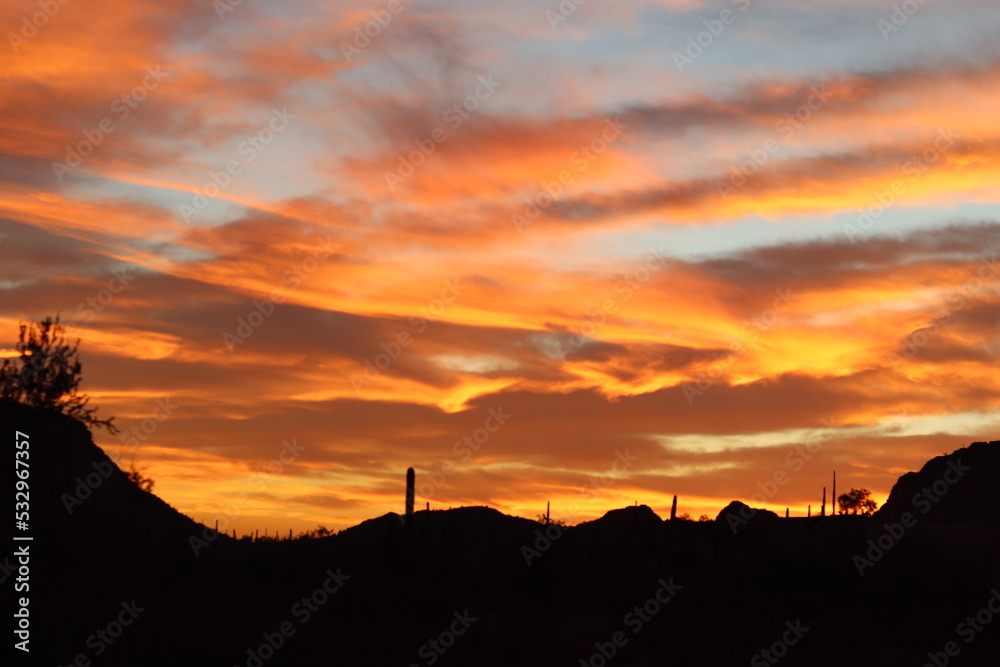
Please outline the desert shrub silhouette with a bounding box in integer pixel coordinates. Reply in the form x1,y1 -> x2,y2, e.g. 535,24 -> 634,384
126,466 -> 156,493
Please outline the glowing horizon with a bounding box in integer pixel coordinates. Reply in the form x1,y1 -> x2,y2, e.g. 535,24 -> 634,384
1,0 -> 998,535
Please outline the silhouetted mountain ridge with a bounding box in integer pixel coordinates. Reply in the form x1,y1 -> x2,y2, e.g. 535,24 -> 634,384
5,398 -> 1000,666
2,397 -> 206,555
875,440 -> 1000,525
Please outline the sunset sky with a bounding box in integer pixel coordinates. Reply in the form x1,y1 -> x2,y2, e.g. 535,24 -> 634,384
2,0 -> 999,535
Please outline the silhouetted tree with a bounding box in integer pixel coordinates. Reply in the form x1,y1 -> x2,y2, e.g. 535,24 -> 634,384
0,315 -> 117,433
837,488 -> 877,516
697,514 -> 711,522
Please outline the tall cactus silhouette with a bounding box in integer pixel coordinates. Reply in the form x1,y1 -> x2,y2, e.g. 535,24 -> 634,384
405,467 -> 415,517
670,495 -> 677,521
832,471 -> 837,515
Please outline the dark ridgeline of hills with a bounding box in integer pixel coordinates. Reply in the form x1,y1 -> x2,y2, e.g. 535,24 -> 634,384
4,397 -> 1000,666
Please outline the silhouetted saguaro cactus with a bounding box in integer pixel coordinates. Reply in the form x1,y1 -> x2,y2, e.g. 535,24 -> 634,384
405,467 -> 415,517
832,471 -> 837,515
670,495 -> 677,521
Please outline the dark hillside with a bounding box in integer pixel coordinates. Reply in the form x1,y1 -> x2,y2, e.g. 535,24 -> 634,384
5,399 -> 1000,666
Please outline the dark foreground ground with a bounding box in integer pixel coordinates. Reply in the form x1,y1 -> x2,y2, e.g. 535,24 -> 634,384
5,399 -> 1000,666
